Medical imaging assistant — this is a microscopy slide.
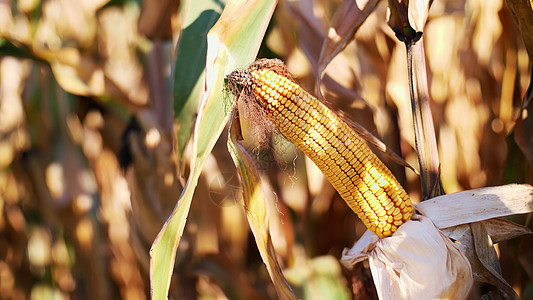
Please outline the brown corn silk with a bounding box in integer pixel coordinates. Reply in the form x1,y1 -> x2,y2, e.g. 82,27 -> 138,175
226,59 -> 413,237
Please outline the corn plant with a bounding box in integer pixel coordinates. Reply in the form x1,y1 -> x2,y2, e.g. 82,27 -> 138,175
0,0 -> 532,299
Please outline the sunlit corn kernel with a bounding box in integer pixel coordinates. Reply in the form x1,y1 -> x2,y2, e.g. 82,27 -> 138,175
384,201 -> 394,211
392,207 -> 401,216
288,123 -> 296,132
370,183 -> 380,194
290,103 -> 298,113
337,143 -> 346,154
342,176 -> 351,185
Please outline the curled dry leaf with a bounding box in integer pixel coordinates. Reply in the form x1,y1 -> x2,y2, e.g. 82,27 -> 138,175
387,0 -> 414,42
387,0 -> 431,42
407,0 -> 432,33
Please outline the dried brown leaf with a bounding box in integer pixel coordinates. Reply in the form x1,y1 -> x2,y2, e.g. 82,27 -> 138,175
342,115 -> 418,174
483,218 -> 532,243
406,40 -> 442,199
514,79 -> 533,168
471,222 -> 520,299
445,224 -> 519,299
283,1 -> 368,107
317,0 -> 379,89
505,0 -> 533,61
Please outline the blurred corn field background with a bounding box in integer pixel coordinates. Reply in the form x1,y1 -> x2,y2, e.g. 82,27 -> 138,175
0,0 -> 532,299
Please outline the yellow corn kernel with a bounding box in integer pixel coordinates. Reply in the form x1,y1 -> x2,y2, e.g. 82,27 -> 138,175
226,59 -> 413,237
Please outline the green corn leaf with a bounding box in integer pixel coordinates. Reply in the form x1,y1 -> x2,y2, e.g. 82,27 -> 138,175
173,0 -> 225,166
150,0 -> 277,299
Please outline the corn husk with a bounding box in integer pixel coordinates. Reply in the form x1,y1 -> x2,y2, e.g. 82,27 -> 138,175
342,184 -> 533,300
342,215 -> 473,299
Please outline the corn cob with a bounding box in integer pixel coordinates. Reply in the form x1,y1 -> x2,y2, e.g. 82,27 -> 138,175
226,59 -> 413,237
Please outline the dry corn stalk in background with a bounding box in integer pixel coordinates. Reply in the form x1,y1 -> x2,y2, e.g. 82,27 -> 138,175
226,59 -> 413,238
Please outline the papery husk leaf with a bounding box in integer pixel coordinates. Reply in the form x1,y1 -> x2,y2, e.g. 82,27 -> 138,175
417,184 -> 533,229
150,1 -> 277,299
341,215 -> 473,299
317,0 -> 379,96
227,110 -> 296,299
341,230 -> 380,268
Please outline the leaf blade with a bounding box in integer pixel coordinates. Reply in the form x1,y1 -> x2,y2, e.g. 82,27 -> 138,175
150,0 -> 277,299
